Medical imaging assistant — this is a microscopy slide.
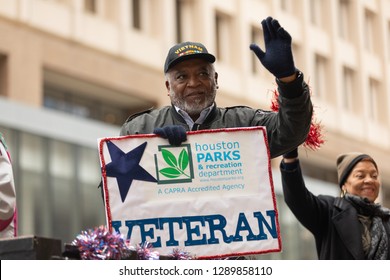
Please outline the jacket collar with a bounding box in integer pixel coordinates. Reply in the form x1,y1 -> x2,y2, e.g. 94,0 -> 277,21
333,197 -> 365,259
170,103 -> 219,129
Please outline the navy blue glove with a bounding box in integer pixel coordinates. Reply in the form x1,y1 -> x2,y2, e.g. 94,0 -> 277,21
153,125 -> 187,146
283,147 -> 298,159
250,17 -> 296,79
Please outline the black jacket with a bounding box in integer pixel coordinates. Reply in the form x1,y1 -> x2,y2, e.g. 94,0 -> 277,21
120,72 -> 313,159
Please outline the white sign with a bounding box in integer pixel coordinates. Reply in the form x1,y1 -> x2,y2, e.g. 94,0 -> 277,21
98,127 -> 281,259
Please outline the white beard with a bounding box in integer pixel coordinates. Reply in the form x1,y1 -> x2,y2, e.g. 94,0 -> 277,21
170,88 -> 217,117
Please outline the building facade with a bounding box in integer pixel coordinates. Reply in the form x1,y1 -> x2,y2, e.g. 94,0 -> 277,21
0,0 -> 389,259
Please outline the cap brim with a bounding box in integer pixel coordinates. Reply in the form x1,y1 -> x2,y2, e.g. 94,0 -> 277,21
165,53 -> 216,73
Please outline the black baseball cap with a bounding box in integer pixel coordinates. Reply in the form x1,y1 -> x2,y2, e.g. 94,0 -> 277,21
164,41 -> 216,73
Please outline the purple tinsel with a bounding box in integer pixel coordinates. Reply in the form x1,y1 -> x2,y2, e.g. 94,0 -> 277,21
136,242 -> 160,260
72,225 -> 130,260
169,248 -> 194,260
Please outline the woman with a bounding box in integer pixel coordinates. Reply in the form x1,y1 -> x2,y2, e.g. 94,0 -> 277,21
280,149 -> 390,259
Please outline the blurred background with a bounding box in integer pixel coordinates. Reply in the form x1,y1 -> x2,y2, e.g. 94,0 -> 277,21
0,0 -> 389,259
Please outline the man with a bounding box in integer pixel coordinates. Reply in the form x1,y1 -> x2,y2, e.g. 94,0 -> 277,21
120,16 -> 313,158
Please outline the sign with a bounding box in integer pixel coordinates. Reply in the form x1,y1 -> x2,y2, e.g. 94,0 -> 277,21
98,127 -> 281,259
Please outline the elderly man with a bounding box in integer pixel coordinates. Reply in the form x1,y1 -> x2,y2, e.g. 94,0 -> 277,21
120,16 -> 312,158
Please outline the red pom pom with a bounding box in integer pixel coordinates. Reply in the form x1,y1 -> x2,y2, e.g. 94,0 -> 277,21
270,88 -> 325,150
303,118 -> 325,150
270,89 -> 280,112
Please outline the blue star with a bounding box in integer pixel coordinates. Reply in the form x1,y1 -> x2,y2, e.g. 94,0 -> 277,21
105,141 -> 157,202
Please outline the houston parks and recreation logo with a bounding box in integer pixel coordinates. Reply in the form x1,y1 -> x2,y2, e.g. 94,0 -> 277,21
104,141 -> 195,202
154,144 -> 195,184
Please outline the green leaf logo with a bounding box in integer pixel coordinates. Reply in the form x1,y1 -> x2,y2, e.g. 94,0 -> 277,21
159,148 -> 190,178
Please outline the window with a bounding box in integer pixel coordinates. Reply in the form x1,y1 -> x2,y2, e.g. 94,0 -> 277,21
250,26 -> 264,74
175,0 -> 182,42
78,148 -> 105,228
280,0 -> 293,13
50,140 -> 79,242
0,54 -> 7,97
215,12 -> 233,64
364,10 -> 377,53
43,71 -> 154,126
44,85 -> 133,126
368,78 -> 379,121
339,0 -> 352,41
342,66 -> 355,111
368,78 -> 386,124
310,0 -> 324,28
175,0 -> 196,42
280,0 -> 300,16
128,0 -> 160,36
388,21 -> 390,61
131,0 -> 141,29
84,0 -> 97,14
5,127 -> 105,245
18,133 -> 48,236
84,0 -> 119,21
313,54 -> 328,100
